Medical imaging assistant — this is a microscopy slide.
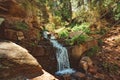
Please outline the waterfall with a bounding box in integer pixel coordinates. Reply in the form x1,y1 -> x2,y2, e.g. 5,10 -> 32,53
43,31 -> 75,75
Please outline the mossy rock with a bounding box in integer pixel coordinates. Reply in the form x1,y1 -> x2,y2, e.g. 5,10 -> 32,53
14,21 -> 29,31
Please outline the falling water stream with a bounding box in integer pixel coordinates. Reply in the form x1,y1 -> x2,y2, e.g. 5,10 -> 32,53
43,31 -> 75,75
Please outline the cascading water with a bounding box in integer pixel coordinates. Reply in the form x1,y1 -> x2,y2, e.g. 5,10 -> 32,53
43,31 -> 75,75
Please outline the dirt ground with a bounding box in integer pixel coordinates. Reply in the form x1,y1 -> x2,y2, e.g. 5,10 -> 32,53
93,25 -> 120,80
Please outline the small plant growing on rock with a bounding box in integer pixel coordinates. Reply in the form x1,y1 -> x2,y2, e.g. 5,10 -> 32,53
14,21 -> 29,31
86,46 -> 100,57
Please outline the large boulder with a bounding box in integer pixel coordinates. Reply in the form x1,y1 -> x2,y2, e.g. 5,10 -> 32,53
0,0 -> 27,18
0,41 -> 43,79
30,69 -> 58,80
72,40 -> 98,59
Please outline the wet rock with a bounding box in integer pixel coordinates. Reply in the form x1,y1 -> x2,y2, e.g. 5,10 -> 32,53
72,72 -> 86,79
62,74 -> 71,80
88,67 -> 97,75
55,74 -> 71,80
0,41 -> 43,79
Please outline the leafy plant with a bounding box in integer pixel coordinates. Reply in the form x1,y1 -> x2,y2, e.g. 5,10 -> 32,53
60,22 -> 92,45
45,23 -> 55,31
67,34 -> 90,45
76,34 -> 90,44
113,2 -> 120,20
71,22 -> 89,30
58,29 -> 69,38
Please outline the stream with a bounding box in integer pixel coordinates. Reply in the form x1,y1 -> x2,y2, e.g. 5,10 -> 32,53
43,31 -> 75,75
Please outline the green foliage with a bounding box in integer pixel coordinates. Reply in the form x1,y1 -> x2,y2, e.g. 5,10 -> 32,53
71,22 -> 91,34
20,0 -> 32,10
72,2 -> 100,23
99,0 -> 120,21
58,22 -> 92,45
86,46 -> 99,57
45,23 -> 55,31
35,0 -> 46,3
103,0 -> 113,7
57,22 -> 92,45
14,22 -> 29,31
113,2 -> 120,20
67,34 -> 90,45
74,34 -> 89,44
71,0 -> 120,24
58,29 -> 69,38
60,0 -> 72,21
46,0 -> 72,22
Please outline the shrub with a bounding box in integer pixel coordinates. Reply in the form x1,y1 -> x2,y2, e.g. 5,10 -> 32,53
71,22 -> 91,34
67,34 -> 90,45
58,29 -> 69,38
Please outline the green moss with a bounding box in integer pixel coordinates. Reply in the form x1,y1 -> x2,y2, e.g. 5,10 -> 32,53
37,32 -> 41,41
29,42 -> 36,46
14,22 -> 29,31
86,46 -> 100,57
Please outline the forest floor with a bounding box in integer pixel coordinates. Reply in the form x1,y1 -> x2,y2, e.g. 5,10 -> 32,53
93,25 -> 120,80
